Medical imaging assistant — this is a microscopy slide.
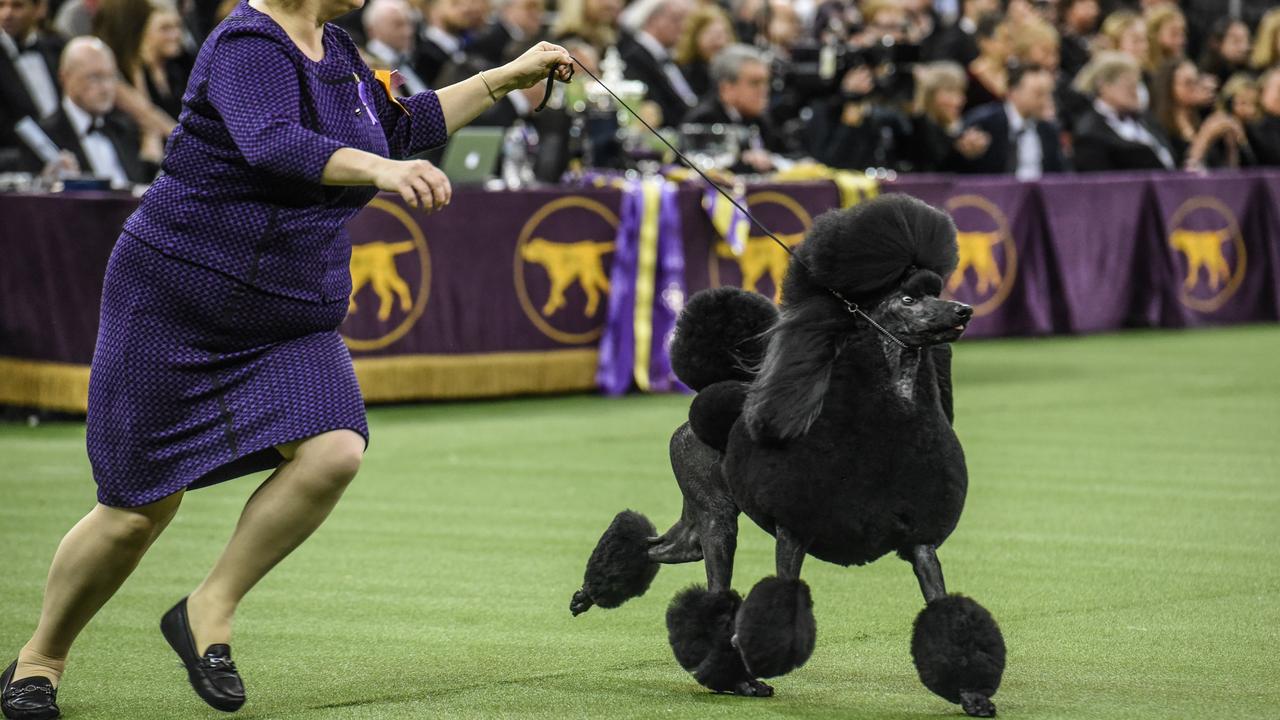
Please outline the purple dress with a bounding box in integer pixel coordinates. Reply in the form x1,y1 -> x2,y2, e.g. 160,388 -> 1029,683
87,0 -> 448,507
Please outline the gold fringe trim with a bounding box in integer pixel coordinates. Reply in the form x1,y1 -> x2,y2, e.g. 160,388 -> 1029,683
0,357 -> 92,412
0,350 -> 601,413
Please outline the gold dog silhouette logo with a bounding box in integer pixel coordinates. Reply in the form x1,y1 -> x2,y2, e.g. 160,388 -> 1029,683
710,192 -> 812,302
1168,197 -> 1245,312
341,197 -> 431,351
515,197 -> 619,344
943,194 -> 1016,316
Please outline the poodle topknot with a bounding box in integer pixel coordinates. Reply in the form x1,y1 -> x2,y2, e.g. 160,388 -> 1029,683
783,194 -> 959,305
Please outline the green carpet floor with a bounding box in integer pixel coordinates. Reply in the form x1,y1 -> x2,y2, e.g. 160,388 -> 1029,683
2,325 -> 1277,719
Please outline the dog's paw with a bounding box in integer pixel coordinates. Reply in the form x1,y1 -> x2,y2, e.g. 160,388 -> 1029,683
569,588 -> 594,616
729,679 -> 774,698
960,691 -> 996,717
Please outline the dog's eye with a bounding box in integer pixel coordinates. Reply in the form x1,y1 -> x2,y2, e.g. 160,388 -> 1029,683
901,296 -> 916,305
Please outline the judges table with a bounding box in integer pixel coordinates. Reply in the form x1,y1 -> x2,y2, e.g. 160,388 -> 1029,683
2,171 -> 1279,412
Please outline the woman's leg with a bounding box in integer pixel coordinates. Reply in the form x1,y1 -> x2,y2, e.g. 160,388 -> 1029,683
184,430 -> 363,654
14,492 -> 185,684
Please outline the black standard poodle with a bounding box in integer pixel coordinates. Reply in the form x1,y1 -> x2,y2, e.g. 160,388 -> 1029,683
569,194 -> 1007,717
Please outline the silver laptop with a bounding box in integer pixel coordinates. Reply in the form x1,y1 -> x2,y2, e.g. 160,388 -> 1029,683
440,127 -> 505,185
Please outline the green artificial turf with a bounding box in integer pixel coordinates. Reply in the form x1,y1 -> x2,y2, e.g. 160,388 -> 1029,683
2,325 -> 1278,719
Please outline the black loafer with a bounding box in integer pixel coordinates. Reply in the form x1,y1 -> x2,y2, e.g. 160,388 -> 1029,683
160,599 -> 246,712
1,661 -> 60,720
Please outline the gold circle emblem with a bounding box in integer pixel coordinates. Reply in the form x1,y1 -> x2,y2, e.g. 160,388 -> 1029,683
1167,196 -> 1246,312
708,191 -> 813,301
341,197 -> 432,352
514,196 -> 620,345
943,194 -> 1017,317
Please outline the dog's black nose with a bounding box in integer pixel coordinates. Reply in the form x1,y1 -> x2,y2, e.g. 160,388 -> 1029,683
955,303 -> 974,321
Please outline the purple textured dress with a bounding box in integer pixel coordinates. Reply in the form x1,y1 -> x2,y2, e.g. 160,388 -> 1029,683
86,1 -> 448,507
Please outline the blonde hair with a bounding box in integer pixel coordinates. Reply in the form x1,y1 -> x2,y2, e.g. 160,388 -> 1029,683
1144,4 -> 1185,71
1251,8 -> 1280,70
552,0 -> 618,51
1072,50 -> 1140,96
860,0 -> 901,26
1099,10 -> 1141,50
1218,72 -> 1258,113
674,4 -> 735,66
913,61 -> 967,124
1008,17 -> 1059,63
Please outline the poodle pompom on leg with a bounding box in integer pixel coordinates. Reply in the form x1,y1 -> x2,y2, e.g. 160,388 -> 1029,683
666,585 -> 772,697
910,595 -> 1006,718
570,510 -> 660,616
734,576 -> 817,678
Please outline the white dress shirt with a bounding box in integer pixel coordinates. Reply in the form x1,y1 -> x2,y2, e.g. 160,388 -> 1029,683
1,30 -> 59,119
1093,99 -> 1174,169
634,30 -> 698,108
63,96 -> 130,188
365,39 -> 429,95
1004,101 -> 1043,181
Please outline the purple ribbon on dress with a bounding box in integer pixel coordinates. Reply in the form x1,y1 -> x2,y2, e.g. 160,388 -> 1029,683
355,73 -> 380,126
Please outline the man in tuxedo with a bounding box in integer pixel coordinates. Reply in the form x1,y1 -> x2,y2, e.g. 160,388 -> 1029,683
363,0 -> 430,95
684,44 -> 785,173
959,64 -> 1066,178
1072,54 -> 1176,172
412,0 -> 487,87
21,37 -> 152,186
617,0 -> 698,127
1,0 -> 65,153
470,0 -> 544,67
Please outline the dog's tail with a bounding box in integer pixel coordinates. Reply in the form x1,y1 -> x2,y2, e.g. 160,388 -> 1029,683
671,287 -> 778,392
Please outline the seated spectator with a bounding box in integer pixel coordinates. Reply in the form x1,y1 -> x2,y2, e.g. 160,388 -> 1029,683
94,0 -> 178,164
21,36 -> 154,186
551,0 -> 622,56
1058,0 -> 1100,78
1184,73 -> 1257,170
1246,67 -> 1280,166
674,2 -> 734,98
1143,4 -> 1185,73
926,0 -> 999,65
617,0 -> 699,127
958,63 -> 1064,178
1071,51 -> 1175,172
1249,8 -> 1280,73
472,0 -> 546,67
1198,17 -> 1250,87
1010,16 -> 1060,72
684,43 -> 784,173
1098,10 -> 1150,111
414,0 -> 488,87
965,13 -> 1009,110
903,61 -> 991,172
137,1 -> 191,121
0,0 -> 65,132
363,0 -> 430,95
806,63 -> 910,171
1150,58 -> 1217,167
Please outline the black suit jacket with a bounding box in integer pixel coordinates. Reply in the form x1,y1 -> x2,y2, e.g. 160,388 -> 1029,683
0,31 -> 66,142
21,106 -> 153,183
469,21 -> 514,67
1246,114 -> 1280,167
412,30 -> 463,88
959,102 -> 1065,175
1071,106 -> 1175,173
683,96 -> 785,155
617,31 -> 695,127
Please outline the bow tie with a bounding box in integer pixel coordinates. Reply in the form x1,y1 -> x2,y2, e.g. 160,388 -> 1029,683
84,115 -> 105,135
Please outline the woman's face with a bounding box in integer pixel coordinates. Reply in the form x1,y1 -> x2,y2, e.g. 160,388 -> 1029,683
1220,22 -> 1250,65
1157,16 -> 1186,57
1171,62 -> 1199,108
143,8 -> 184,61
1118,20 -> 1148,62
695,18 -> 730,62
1231,86 -> 1259,123
1262,73 -> 1280,117
933,86 -> 964,123
585,0 -> 621,27
979,26 -> 1009,61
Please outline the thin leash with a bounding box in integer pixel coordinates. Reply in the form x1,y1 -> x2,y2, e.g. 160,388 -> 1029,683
535,60 -> 909,350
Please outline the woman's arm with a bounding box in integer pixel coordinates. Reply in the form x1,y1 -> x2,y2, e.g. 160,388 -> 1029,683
435,42 -> 573,134
320,147 -> 451,211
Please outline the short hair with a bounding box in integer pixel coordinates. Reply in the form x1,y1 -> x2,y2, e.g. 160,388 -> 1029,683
913,61 -> 968,120
60,36 -> 116,74
710,44 -> 769,85
1006,62 -> 1048,90
363,0 -> 410,31
1072,50 -> 1139,95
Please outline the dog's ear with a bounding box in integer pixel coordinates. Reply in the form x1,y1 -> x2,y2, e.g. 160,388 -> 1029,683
742,301 -> 843,443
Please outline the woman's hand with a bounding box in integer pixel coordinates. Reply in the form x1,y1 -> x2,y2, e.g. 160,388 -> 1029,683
498,42 -> 574,92
374,158 -> 452,211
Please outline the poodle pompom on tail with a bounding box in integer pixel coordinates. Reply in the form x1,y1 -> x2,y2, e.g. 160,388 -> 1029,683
670,287 -> 778,392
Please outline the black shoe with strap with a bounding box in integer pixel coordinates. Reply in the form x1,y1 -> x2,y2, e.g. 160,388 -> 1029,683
1,661 -> 60,720
160,598 -> 246,713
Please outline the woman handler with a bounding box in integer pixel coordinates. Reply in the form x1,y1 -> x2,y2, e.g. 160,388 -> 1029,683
1,0 -> 571,717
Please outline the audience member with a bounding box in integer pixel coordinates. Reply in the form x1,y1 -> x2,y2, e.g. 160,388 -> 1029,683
1058,0 -> 1099,78
959,63 -> 1064,177
965,13 -> 1008,110
1249,8 -> 1280,73
928,0 -> 998,65
1198,17 -> 1250,87
413,0 -> 487,87
903,60 -> 990,172
684,43 -> 784,173
363,0 -> 429,94
1184,72 -> 1256,170
551,0 -> 622,56
0,0 -> 65,130
807,62 -> 909,170
1072,51 -> 1175,171
471,0 -> 545,67
1149,57 -> 1215,167
137,1 -> 190,120
1143,4 -> 1184,73
21,36 -> 153,186
94,0 -> 177,162
617,0 -> 698,127
674,2 -> 733,98
1246,67 -> 1280,166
